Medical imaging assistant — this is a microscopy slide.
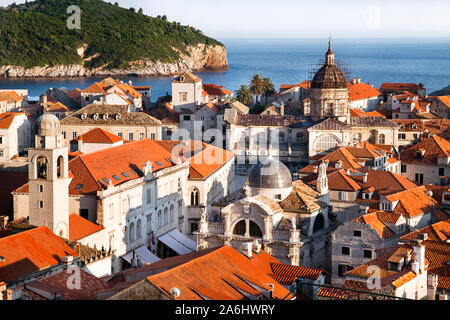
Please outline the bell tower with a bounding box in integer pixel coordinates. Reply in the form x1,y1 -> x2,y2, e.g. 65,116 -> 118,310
28,114 -> 69,238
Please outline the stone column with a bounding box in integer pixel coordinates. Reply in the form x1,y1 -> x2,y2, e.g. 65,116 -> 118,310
263,216 -> 271,241
245,218 -> 250,238
224,211 -> 231,237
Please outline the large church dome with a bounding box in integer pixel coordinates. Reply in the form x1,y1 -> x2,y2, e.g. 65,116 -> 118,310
36,113 -> 61,136
311,40 -> 347,89
248,157 -> 292,189
311,64 -> 347,89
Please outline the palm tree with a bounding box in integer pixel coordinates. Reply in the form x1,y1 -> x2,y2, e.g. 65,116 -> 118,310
250,74 -> 264,105
262,77 -> 275,105
235,85 -> 253,106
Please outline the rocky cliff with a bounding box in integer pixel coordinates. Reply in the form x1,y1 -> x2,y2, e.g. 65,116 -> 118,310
0,44 -> 228,78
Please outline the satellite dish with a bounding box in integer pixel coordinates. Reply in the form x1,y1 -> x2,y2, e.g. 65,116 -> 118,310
170,287 -> 181,299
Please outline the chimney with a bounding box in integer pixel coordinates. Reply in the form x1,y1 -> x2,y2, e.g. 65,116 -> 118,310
0,216 -> 8,229
363,173 -> 368,184
352,78 -> 357,84
241,242 -> 252,258
280,102 -> 285,116
42,94 -> 48,108
313,166 -> 318,174
131,250 -> 138,269
61,255 -> 74,266
413,233 -> 427,273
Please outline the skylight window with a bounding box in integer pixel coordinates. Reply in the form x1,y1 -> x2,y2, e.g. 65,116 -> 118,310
102,178 -> 110,184
76,184 -> 83,190
122,172 -> 130,178
155,161 -> 164,166
113,175 -> 121,181
130,169 -> 138,175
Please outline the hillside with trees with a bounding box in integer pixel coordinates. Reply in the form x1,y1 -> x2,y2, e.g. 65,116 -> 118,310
0,0 -> 224,70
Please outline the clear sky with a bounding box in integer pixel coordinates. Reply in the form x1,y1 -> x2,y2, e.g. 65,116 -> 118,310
3,0 -> 450,40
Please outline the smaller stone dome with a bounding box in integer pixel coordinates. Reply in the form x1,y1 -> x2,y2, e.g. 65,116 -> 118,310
36,113 -> 61,136
248,157 -> 292,189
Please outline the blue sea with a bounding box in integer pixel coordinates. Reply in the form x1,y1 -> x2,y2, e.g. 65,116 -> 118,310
0,38 -> 449,98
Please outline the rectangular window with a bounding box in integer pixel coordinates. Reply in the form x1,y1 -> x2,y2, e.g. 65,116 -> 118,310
180,92 -> 188,102
146,189 -> 152,204
117,132 -> 123,138
183,115 -> 191,121
129,133 -> 134,141
73,132 -> 77,139
364,250 -> 373,259
40,185 -> 43,193
415,173 -> 424,184
151,133 -> 156,140
439,168 -> 445,177
140,133 -> 145,140
39,201 -> 44,209
338,264 -> 353,277
342,246 -> 350,256
190,222 -> 198,234
62,131 -> 66,139
80,209 -> 89,220
353,230 -> 362,237
109,203 -> 114,220
401,164 -> 407,173
0,137 -> 2,144
0,150 -> 3,157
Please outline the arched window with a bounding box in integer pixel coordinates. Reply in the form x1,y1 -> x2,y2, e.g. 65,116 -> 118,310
190,188 -> 200,206
57,156 -> 64,178
313,213 -> 325,233
157,210 -> 162,228
250,221 -> 263,238
164,208 -> 168,225
379,134 -> 386,145
36,156 -> 48,179
129,223 -> 135,242
170,205 -> 174,222
124,226 -> 127,244
136,220 -> 142,239
315,135 -> 339,151
233,220 -> 246,236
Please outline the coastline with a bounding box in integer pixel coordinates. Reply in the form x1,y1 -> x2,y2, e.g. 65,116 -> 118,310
0,44 -> 229,79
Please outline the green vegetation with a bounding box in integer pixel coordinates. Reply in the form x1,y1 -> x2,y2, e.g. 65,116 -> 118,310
0,0 -> 222,69
235,85 -> 254,106
236,74 -> 275,110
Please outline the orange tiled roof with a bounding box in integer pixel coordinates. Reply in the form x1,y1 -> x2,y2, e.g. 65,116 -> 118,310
203,84 -> 232,97
0,112 -> 24,129
0,91 -> 23,103
145,245 -> 292,300
348,82 -> 382,101
154,140 -> 234,180
27,268 -> 111,300
67,139 -> 178,195
353,211 -> 396,239
380,83 -> 422,92
0,226 -> 77,283
68,214 -> 104,241
45,101 -> 70,112
73,128 -> 123,144
401,219 -> 450,243
386,186 -> 439,218
437,96 -> 450,108
269,263 -> 324,282
400,135 -> 450,165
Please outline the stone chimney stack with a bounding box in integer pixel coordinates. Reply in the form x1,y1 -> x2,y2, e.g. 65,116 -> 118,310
363,173 -> 368,184
280,102 -> 285,116
42,94 -> 48,108
413,233 -> 427,274
241,242 -> 252,258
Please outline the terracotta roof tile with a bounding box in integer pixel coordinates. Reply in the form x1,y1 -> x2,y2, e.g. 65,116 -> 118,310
348,83 -> 382,101
145,246 -> 292,300
0,227 -> 77,283
68,214 -> 104,241
73,128 -> 123,144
